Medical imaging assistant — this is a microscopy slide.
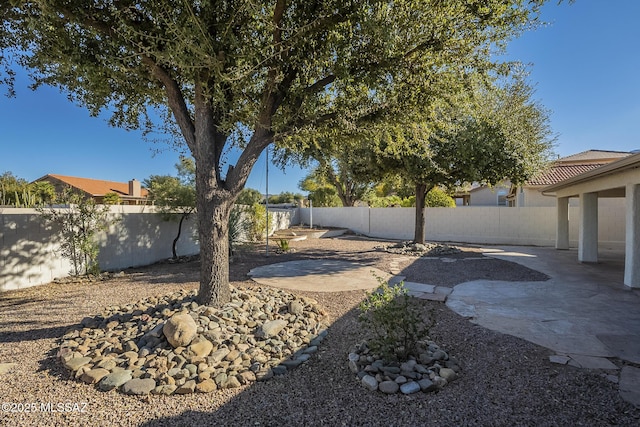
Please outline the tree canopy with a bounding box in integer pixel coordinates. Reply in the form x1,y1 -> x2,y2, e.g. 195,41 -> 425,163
4,0 -> 549,306
370,75 -> 555,242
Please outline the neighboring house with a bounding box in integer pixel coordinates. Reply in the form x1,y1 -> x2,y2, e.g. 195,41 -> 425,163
34,174 -> 149,205
466,182 -> 511,206
507,150 -> 632,207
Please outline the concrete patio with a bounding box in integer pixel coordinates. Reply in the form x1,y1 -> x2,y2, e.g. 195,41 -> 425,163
445,245 -> 640,406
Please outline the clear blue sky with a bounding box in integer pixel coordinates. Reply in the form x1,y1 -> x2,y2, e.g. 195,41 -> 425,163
1,0 -> 638,194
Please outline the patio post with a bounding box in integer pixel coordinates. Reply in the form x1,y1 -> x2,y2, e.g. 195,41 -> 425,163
624,183 -> 640,287
556,196 -> 570,249
578,192 -> 598,263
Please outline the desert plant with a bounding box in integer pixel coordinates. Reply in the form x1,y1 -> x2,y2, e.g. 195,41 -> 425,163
277,239 -> 290,252
358,278 -> 431,362
37,189 -> 115,276
228,205 -> 244,255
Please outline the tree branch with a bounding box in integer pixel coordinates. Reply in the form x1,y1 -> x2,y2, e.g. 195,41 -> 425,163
141,56 -> 196,151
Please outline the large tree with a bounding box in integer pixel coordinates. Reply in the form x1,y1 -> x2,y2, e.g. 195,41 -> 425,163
373,76 -> 555,243
6,0 -> 547,306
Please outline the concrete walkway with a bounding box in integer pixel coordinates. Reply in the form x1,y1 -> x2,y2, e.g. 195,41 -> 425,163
249,246 -> 640,406
248,260 -> 392,292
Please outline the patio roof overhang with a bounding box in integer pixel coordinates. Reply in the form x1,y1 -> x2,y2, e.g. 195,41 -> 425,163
540,152 -> 640,288
541,152 -> 640,198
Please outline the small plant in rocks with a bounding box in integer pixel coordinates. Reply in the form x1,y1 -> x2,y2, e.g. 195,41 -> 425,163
277,239 -> 290,253
358,278 -> 431,362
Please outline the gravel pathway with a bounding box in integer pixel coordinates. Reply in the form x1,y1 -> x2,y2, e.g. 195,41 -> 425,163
1,237 -> 638,426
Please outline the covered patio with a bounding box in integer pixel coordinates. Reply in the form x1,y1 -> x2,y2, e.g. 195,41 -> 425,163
543,152 -> 640,287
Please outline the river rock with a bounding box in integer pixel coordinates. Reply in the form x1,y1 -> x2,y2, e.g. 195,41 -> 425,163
439,367 -> 457,382
122,378 -> 156,395
256,320 -> 288,338
80,368 -> 110,384
163,313 -> 198,348
379,381 -> 400,394
99,370 -> 133,391
195,379 -> 217,393
63,357 -> 92,371
175,380 -> 196,394
362,375 -> 378,391
189,338 -> 213,358
400,381 -> 421,394
0,363 -> 16,375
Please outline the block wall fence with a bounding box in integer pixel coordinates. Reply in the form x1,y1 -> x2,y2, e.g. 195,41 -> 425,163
2,203 -> 624,292
299,204 -> 626,249
1,206 -> 296,292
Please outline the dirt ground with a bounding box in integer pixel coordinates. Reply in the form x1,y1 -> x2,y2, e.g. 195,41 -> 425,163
1,237 -> 638,426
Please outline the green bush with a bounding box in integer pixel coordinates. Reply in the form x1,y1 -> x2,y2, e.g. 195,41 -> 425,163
426,187 -> 456,207
245,202 -> 268,242
358,279 -> 431,362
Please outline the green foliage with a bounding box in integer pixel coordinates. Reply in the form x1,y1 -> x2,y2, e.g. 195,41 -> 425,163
299,171 -> 341,207
37,189 -> 114,276
245,203 -> 268,242
268,192 -> 304,205
363,193 -> 406,207
277,239 -> 290,252
359,279 -> 431,362
0,172 -> 56,207
102,192 -> 121,205
426,188 -> 456,208
5,0 -> 550,304
228,205 -> 244,255
236,188 -> 264,206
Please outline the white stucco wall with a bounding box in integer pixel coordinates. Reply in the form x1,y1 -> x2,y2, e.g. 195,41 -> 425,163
300,205 -> 625,249
1,205 -> 296,292
0,206 -> 200,291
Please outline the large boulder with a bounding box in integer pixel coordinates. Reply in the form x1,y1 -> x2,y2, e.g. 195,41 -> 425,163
163,313 -> 197,348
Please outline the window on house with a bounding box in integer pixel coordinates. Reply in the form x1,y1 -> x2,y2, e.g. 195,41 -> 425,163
497,192 -> 507,206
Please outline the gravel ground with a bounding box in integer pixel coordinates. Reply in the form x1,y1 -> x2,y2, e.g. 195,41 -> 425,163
1,237 -> 639,426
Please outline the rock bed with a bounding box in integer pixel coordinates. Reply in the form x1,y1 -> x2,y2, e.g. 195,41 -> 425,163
348,340 -> 460,395
58,287 -> 329,395
380,241 -> 462,257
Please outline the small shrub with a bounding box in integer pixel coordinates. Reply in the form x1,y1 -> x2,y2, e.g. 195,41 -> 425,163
277,239 -> 290,252
358,278 -> 431,362
245,202 -> 268,242
37,189 -> 116,276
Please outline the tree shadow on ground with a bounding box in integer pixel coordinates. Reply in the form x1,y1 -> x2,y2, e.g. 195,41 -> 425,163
0,324 -> 71,343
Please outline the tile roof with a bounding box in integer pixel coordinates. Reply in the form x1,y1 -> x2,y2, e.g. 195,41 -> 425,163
43,174 -> 148,198
558,150 -> 631,163
527,164 -> 607,186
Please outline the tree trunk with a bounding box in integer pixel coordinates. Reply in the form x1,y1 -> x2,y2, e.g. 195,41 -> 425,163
413,183 -> 431,244
172,213 -> 187,259
196,188 -> 233,307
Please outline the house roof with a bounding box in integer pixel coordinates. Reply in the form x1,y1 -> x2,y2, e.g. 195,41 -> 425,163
543,151 -> 640,194
38,174 -> 148,198
557,149 -> 632,164
525,150 -> 634,187
527,164 -> 608,186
